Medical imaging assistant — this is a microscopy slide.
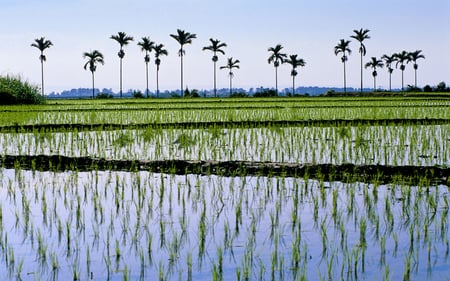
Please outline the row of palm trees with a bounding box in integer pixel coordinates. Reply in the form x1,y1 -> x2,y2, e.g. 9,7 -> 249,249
30,31 -> 308,98
31,30 -> 423,98
334,28 -> 425,92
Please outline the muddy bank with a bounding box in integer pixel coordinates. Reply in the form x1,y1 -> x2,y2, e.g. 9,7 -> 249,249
1,118 -> 449,133
1,154 -> 448,185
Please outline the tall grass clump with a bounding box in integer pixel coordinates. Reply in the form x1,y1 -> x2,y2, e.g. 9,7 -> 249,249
0,75 -> 44,105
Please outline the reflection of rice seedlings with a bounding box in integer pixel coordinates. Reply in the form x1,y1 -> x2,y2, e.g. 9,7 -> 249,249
187,252 -> 192,281
158,260 -> 165,281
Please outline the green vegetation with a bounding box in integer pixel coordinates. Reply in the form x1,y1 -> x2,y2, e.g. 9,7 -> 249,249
0,75 -> 44,105
0,97 -> 448,280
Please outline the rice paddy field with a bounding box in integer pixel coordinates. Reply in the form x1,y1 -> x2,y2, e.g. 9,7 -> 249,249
0,96 -> 449,280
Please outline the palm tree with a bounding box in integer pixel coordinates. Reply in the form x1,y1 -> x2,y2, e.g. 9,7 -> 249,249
409,50 -> 425,88
381,54 -> 396,91
350,28 -> 370,92
153,43 -> 168,97
170,29 -> 197,97
220,57 -> 240,96
202,38 -> 227,97
364,57 -> 383,91
285,54 -> 306,95
83,50 -> 105,99
110,32 -> 134,97
267,44 -> 287,95
137,37 -> 155,97
394,51 -> 411,91
334,39 -> 351,93
31,37 -> 53,96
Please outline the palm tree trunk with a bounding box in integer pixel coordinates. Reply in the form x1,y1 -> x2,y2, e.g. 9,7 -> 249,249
373,75 -> 376,92
275,66 -> 278,95
120,57 -> 123,98
229,75 -> 232,96
360,53 -> 363,92
401,69 -> 404,91
156,67 -> 160,98
389,72 -> 392,92
180,50 -> 184,97
213,61 -> 217,98
91,71 -> 95,99
343,61 -> 347,93
40,54 -> 45,97
145,61 -> 149,98
292,75 -> 295,96
414,68 -> 417,88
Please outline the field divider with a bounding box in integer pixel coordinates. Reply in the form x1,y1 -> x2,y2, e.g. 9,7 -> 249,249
1,118 -> 449,133
1,154 -> 448,185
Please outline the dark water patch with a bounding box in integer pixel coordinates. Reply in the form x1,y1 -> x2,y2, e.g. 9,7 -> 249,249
1,154 -> 448,185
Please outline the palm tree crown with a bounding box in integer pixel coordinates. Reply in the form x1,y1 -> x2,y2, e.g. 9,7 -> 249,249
409,50 -> 425,88
267,44 -> 287,95
350,28 -> 370,92
83,50 -> 105,99
285,54 -> 306,95
170,29 -> 197,96
334,39 -> 351,92
153,43 -> 169,97
220,57 -> 240,96
138,37 -> 155,97
31,37 -> 53,96
203,38 -> 227,97
364,57 -> 383,91
110,32 -> 134,97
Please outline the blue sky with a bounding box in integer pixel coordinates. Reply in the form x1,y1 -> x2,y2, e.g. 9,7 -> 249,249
1,0 -> 449,93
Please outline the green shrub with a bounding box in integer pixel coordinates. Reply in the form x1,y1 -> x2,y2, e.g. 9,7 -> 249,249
0,75 -> 44,104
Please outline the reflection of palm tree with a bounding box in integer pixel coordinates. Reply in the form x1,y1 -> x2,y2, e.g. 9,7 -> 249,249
110,32 -> 134,97
268,44 -> 287,95
408,50 -> 425,88
334,39 -> 351,93
31,37 -> 53,96
381,54 -> 395,91
153,44 -> 168,97
394,51 -> 411,91
364,57 -> 383,91
285,55 -> 306,95
220,57 -> 240,96
202,38 -> 227,97
137,37 -> 155,97
170,29 -> 197,97
350,28 -> 370,92
83,50 -> 105,99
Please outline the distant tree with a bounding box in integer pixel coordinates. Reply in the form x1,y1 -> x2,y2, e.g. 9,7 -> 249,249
334,39 -> 351,93
31,37 -> 53,96
267,44 -> 287,95
170,29 -> 197,97
220,57 -> 240,96
202,38 -> 227,97
394,51 -> 411,91
153,43 -> 168,97
381,54 -> 396,91
365,57 -> 383,91
83,50 -> 105,99
285,54 -> 306,95
110,32 -> 134,97
137,37 -> 155,97
409,50 -> 425,88
350,28 -> 370,92
436,81 -> 447,92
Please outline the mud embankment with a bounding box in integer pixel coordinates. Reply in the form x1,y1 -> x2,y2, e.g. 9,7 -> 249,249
1,154 -> 448,185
